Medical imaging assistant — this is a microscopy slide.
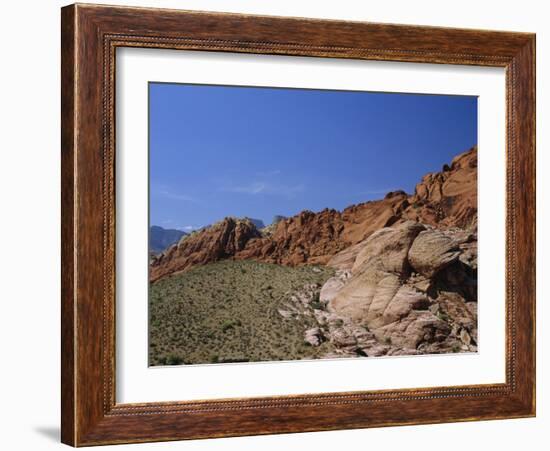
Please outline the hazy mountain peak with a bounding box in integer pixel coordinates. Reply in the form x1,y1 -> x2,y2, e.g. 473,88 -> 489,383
149,226 -> 187,255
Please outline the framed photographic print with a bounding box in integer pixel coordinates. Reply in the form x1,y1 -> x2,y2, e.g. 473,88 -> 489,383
61,3 -> 536,446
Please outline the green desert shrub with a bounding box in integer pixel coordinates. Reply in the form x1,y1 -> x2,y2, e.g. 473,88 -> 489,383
149,260 -> 335,365
165,354 -> 184,365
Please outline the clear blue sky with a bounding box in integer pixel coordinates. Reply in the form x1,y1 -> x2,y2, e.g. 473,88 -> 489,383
149,82 -> 477,231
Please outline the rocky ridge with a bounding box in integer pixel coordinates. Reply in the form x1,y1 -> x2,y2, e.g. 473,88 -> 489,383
150,217 -> 261,282
150,146 -> 477,280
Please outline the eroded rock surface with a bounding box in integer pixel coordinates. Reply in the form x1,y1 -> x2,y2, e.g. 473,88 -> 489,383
329,221 -> 424,324
408,229 -> 461,278
318,221 -> 478,356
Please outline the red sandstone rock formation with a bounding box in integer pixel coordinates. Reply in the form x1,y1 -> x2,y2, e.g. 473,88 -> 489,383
403,146 -> 477,228
150,217 -> 261,282
151,146 -> 477,281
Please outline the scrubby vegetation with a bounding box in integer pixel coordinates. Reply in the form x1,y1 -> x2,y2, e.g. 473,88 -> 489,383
149,260 -> 335,366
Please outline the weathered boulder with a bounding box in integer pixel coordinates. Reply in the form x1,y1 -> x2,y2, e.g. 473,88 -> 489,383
280,217 -> 478,356
304,328 -> 324,347
374,310 -> 451,349
351,221 -> 425,274
380,286 -> 431,326
325,219 -> 476,354
329,327 -> 358,348
329,221 -> 424,324
437,291 -> 476,329
408,229 -> 461,278
319,270 -> 351,303
327,240 -> 370,270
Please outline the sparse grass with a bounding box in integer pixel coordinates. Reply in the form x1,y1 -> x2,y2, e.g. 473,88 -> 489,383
149,260 -> 335,366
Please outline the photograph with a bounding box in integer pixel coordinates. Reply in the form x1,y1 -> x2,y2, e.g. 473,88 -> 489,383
31,0 -> 540,446
148,83 -> 479,366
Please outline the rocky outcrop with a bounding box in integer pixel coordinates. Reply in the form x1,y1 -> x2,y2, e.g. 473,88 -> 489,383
272,215 -> 287,225
273,217 -> 477,357
320,221 -> 477,355
235,208 -> 348,265
246,218 -> 265,229
149,217 -> 261,282
304,328 -> 324,347
151,146 -> 477,282
243,147 -> 476,270
234,190 -> 412,267
408,229 -> 461,278
326,241 -> 369,271
402,146 -> 477,228
329,221 -> 425,323
319,270 -> 351,304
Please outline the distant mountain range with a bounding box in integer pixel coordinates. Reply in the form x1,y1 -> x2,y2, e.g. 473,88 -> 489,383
149,226 -> 187,254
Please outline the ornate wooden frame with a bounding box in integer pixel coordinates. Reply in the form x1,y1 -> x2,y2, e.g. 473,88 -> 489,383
61,3 -> 536,446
